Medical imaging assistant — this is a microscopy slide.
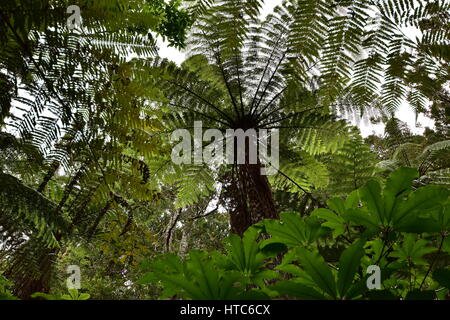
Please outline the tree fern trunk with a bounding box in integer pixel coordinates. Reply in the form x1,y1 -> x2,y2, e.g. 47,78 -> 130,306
228,163 -> 278,236
4,235 -> 61,300
12,251 -> 54,300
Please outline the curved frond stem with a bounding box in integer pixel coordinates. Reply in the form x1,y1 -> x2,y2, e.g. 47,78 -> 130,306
249,35 -> 285,114
253,86 -> 288,119
167,102 -> 231,127
255,58 -> 320,120
257,106 -> 325,127
200,30 -> 241,119
251,51 -> 287,116
166,79 -> 235,123
233,49 -> 246,117
271,164 -> 325,206
258,125 -> 326,131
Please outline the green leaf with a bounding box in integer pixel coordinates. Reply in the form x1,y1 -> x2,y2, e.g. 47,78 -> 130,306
260,242 -> 287,256
270,281 -> 326,300
344,208 -> 379,230
443,237 -> 450,255
405,290 -> 436,300
345,190 -> 360,209
390,235 -> 435,266
345,278 -> 369,300
138,253 -> 183,285
337,240 -> 366,298
383,168 -> 418,197
78,293 -> 90,300
263,212 -> 327,248
367,290 -> 398,300
433,268 -> 450,290
226,227 -> 264,275
237,290 -> 270,300
295,248 -> 337,299
394,186 -> 450,231
312,208 -> 346,238
395,216 -> 442,233
30,292 -> 60,300
68,289 -> 79,299
382,167 -> 418,222
357,180 -> 384,225
327,198 -> 346,215
139,246 -> 267,300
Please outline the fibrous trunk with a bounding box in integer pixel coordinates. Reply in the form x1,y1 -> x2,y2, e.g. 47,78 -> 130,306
225,163 -> 278,236
4,239 -> 59,299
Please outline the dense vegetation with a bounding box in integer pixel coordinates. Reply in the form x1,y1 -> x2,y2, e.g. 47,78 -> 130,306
0,0 -> 449,300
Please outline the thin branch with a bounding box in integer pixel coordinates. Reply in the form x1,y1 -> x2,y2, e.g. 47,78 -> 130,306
189,205 -> 219,221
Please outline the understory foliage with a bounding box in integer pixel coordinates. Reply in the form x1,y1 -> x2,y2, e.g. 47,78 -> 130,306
140,168 -> 450,300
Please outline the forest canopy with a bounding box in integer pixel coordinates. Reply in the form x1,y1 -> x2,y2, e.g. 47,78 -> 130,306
0,0 -> 449,301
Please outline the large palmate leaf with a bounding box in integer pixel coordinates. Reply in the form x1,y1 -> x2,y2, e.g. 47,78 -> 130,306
31,289 -> 90,300
390,234 -> 436,266
261,212 -> 328,248
225,227 -> 262,273
139,228 -> 275,299
139,250 -> 253,300
356,168 -> 419,227
294,248 -> 337,299
222,227 -> 279,286
274,241 -> 369,300
312,208 -> 347,238
311,192 -> 362,237
345,168 -> 450,233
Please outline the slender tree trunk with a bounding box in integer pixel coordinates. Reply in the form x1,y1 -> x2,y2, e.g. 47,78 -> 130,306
179,219 -> 193,258
164,209 -> 182,252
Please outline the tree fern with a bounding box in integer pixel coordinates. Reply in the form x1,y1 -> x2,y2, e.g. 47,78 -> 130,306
323,128 -> 378,197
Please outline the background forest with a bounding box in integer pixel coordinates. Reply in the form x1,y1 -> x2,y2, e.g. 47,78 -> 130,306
0,0 -> 449,300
